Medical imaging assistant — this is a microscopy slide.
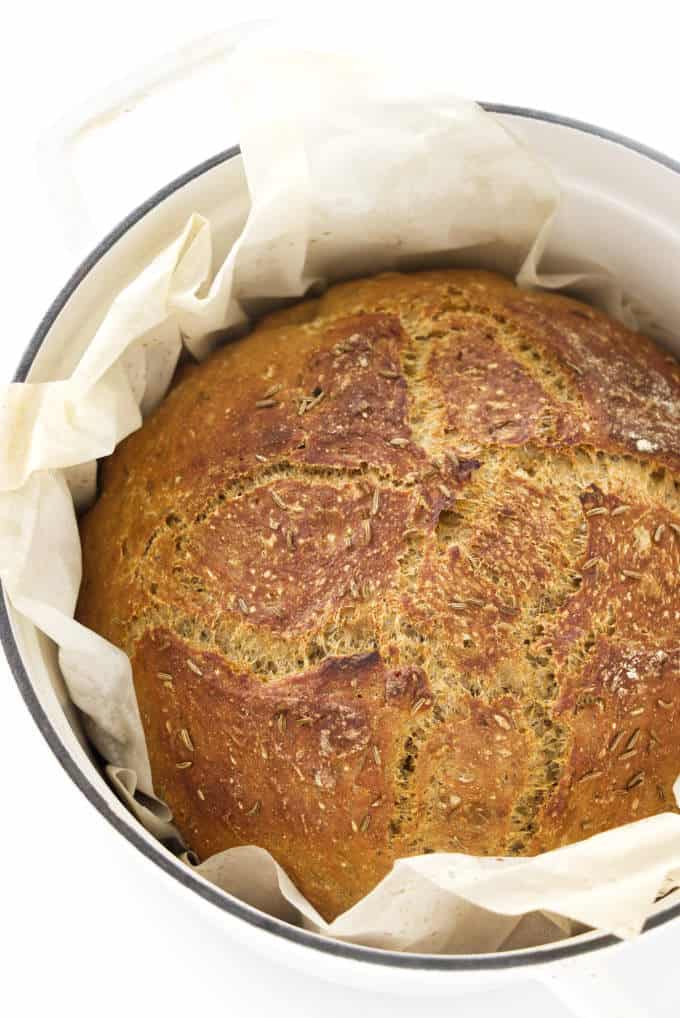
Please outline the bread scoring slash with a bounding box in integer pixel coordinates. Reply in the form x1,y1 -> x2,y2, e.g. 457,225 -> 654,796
77,269 -> 680,921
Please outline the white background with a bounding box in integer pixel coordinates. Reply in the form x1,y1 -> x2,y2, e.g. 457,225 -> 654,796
1,3 -> 679,1016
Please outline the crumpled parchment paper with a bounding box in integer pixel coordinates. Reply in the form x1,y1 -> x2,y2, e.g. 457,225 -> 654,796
1,28 -> 679,953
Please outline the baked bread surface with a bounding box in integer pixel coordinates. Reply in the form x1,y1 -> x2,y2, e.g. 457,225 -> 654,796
77,270 -> 680,921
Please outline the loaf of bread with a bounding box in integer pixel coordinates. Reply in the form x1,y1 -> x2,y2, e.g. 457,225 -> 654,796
77,269 -> 680,921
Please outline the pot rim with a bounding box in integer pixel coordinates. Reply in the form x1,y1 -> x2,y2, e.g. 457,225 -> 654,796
3,103 -> 680,973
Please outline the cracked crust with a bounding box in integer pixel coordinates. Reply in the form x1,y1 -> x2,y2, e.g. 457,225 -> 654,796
77,268 -> 680,921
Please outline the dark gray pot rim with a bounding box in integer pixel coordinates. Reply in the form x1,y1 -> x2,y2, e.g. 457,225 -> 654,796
3,104 -> 680,974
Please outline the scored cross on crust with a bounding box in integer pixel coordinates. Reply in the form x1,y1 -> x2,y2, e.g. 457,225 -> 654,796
77,269 -> 680,921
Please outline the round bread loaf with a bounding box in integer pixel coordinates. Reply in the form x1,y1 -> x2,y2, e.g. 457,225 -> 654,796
77,269 -> 680,921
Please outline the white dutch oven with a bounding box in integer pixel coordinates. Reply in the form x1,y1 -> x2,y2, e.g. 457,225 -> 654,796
3,31 -> 680,1018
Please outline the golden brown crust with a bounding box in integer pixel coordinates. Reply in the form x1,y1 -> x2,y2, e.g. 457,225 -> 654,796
77,269 -> 680,921
131,634 -> 431,919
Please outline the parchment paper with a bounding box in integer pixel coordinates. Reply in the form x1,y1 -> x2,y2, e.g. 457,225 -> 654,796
1,28 -> 679,954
